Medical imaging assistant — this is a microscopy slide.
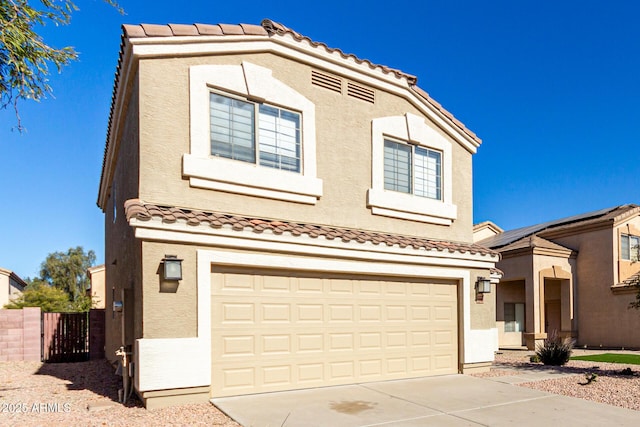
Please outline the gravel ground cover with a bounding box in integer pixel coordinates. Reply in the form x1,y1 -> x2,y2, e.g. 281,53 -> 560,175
3,351 -> 639,426
0,360 -> 241,427
476,350 -> 640,411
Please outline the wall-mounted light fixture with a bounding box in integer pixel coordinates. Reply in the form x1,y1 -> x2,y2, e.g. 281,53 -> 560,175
162,255 -> 183,281
476,277 -> 491,293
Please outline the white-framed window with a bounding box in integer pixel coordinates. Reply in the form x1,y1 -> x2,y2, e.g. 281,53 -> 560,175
367,113 -> 456,225
184,62 -> 322,204
621,234 -> 640,261
210,93 -> 301,172
384,139 -> 441,200
504,303 -> 525,332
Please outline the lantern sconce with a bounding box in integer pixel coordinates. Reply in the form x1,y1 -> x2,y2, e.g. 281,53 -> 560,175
476,277 -> 491,294
162,255 -> 183,281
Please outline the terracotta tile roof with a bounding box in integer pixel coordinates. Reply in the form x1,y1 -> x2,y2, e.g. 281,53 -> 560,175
124,199 -> 497,258
121,19 -> 413,83
618,271 -> 640,287
99,19 -> 482,209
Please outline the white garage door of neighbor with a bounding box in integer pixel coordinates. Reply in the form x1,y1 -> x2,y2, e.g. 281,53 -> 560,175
211,269 -> 458,398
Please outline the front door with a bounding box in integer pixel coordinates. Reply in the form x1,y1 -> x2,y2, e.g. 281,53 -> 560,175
545,300 -> 561,334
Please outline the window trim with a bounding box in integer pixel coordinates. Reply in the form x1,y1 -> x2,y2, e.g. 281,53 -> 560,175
504,302 -> 525,333
209,92 -> 302,173
383,138 -> 442,200
621,234 -> 640,262
367,113 -> 457,225
184,62 -> 322,204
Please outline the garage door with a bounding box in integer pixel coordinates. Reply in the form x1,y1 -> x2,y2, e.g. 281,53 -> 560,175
211,268 -> 458,397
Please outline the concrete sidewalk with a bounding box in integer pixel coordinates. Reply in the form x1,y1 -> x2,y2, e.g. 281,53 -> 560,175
212,374 -> 639,427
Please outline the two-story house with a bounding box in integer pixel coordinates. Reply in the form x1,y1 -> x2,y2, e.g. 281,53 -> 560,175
97,19 -> 500,409
475,204 -> 640,350
0,267 -> 26,308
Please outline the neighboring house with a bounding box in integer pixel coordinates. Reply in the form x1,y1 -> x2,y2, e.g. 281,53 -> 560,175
87,265 -> 106,309
475,204 -> 640,350
97,19 -> 500,408
0,267 -> 27,308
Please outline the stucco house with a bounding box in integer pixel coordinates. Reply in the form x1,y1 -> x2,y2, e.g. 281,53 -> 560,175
0,267 -> 27,308
475,204 -> 640,350
87,265 -> 106,309
97,19 -> 500,408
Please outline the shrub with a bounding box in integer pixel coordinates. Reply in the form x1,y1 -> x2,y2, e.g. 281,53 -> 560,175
535,331 -> 574,366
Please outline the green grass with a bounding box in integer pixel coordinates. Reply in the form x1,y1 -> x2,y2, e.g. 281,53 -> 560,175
570,353 -> 640,365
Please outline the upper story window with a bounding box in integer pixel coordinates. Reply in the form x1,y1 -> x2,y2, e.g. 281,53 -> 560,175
384,139 -> 441,200
367,113 -> 456,225
622,234 -> 640,261
210,94 -> 301,172
184,62 -> 322,205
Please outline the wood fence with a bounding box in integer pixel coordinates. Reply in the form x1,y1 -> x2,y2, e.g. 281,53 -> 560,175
42,312 -> 89,363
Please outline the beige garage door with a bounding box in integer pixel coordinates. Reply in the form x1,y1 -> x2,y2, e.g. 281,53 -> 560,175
211,268 -> 458,398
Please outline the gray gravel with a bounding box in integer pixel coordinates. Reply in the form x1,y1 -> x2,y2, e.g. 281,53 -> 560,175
475,349 -> 640,411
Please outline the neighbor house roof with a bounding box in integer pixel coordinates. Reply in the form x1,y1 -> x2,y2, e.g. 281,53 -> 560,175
124,199 -> 498,258
473,221 -> 504,234
98,19 -> 481,209
0,267 -> 27,290
479,204 -> 640,249
498,235 -> 573,254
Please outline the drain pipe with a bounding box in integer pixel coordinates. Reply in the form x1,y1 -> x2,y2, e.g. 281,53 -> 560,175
115,346 -> 133,404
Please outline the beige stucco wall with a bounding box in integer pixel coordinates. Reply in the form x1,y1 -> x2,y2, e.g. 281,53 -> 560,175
0,269 -> 24,309
0,271 -> 10,308
496,253 -> 534,336
496,279 -> 526,347
551,226 -> 640,348
104,78 -> 143,364
135,52 -> 474,244
469,269 -> 496,330
473,226 -> 500,243
140,241 -> 197,338
533,254 -> 576,337
88,266 -> 106,309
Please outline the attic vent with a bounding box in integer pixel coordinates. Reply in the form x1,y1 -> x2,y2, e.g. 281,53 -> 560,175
311,70 -> 342,93
347,82 -> 375,104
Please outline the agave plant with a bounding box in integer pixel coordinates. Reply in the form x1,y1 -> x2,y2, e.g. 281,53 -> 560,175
535,330 -> 574,366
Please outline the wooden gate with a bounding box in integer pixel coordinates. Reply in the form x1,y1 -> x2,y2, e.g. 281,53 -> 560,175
42,312 -> 89,363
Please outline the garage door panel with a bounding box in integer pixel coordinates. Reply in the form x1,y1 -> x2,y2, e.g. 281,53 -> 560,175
212,271 -> 458,397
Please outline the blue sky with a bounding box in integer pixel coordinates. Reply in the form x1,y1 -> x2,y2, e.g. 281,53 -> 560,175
1,0 -> 639,278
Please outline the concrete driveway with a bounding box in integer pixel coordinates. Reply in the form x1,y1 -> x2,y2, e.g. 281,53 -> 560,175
212,374 -> 639,426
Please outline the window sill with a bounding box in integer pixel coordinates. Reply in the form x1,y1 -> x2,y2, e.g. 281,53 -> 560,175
183,154 -> 323,204
367,188 -> 457,225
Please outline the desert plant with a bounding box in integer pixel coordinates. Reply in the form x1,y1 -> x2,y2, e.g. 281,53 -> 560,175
619,367 -> 635,376
579,372 -> 598,385
535,330 -> 574,366
529,354 -> 541,363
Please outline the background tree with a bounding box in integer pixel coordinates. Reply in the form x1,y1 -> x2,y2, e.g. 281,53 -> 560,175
0,0 -> 121,130
4,247 -> 97,311
4,280 -> 72,311
40,246 -> 95,302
